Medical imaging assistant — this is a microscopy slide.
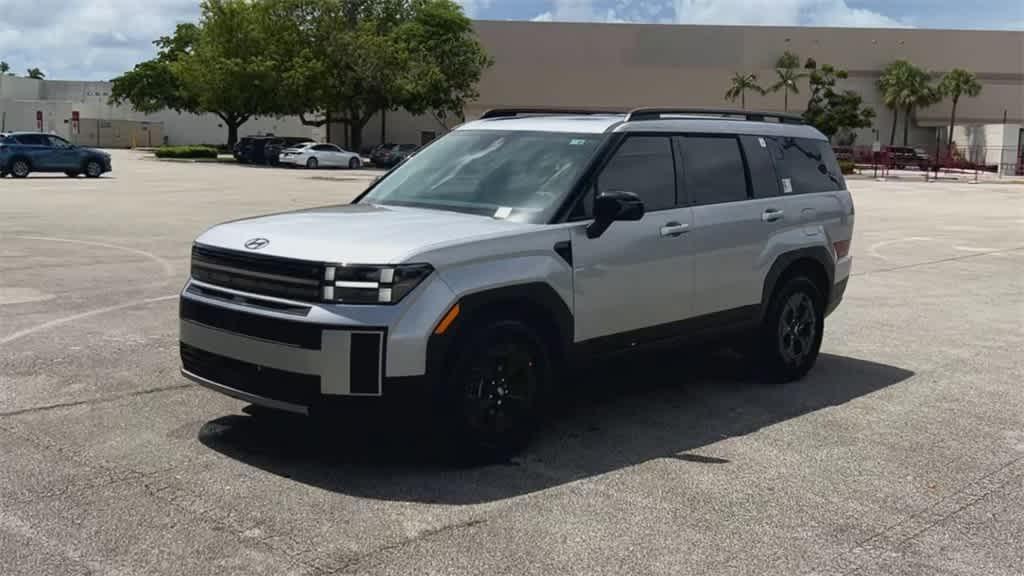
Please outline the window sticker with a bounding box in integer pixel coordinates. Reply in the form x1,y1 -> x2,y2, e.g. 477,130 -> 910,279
782,178 -> 794,194
569,138 -> 587,146
494,206 -> 513,219
758,137 -> 767,148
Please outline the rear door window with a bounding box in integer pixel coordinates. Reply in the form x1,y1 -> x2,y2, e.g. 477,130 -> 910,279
679,135 -> 749,205
15,134 -> 47,145
768,137 -> 845,194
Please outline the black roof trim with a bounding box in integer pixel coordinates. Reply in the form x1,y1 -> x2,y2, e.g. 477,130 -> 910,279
626,108 -> 806,124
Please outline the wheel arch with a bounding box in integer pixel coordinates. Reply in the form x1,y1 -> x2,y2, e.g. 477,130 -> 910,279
760,247 -> 834,321
426,282 -> 573,383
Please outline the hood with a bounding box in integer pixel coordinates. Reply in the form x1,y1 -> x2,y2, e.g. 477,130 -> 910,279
80,146 -> 109,157
195,203 -> 530,264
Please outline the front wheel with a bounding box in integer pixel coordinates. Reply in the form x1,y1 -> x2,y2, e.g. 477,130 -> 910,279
757,276 -> 824,382
348,157 -> 361,169
306,157 -> 318,169
85,161 -> 103,178
442,319 -> 550,460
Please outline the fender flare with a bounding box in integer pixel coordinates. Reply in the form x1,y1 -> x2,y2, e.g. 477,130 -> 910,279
760,246 -> 834,321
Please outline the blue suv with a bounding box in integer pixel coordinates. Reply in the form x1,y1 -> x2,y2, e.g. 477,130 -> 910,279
0,132 -> 112,178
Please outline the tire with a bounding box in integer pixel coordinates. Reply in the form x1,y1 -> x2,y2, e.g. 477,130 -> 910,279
65,171 -> 80,178
441,318 -> 551,460
84,160 -> 103,178
10,159 -> 30,178
348,157 -> 361,169
757,276 -> 824,383
306,157 -> 318,169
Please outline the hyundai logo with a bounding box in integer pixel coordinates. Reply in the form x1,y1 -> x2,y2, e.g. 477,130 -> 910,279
244,238 -> 270,250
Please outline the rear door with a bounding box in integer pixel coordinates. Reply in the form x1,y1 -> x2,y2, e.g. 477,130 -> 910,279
15,134 -> 51,169
681,134 -> 785,319
571,135 -> 696,344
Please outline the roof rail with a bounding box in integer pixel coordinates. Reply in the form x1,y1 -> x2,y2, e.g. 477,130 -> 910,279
625,107 -> 805,124
479,108 -> 625,119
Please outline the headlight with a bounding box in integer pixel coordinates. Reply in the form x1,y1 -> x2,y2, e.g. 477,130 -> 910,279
321,264 -> 433,304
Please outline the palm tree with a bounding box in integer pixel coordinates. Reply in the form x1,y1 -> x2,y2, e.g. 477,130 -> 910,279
26,67 -> 45,79
938,69 -> 983,154
770,51 -> 808,112
877,60 -> 910,145
877,60 -> 934,145
725,73 -> 765,110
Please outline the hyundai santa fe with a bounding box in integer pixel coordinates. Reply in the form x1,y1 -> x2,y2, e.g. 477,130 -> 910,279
179,107 -> 854,457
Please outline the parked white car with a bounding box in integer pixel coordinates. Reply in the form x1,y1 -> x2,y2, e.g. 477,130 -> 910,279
278,143 -> 362,169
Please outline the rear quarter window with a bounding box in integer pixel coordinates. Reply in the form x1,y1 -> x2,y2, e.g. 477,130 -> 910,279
767,137 -> 845,194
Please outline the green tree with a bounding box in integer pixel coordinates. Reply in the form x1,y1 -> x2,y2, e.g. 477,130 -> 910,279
110,23 -> 201,114
0,61 -> 11,75
803,62 -> 875,142
26,67 -> 45,79
769,51 -> 808,112
724,72 -> 764,109
937,68 -> 983,153
268,0 -> 490,150
877,60 -> 935,145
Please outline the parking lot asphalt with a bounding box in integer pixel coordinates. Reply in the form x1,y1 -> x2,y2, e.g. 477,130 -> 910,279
2,149 -> 1022,576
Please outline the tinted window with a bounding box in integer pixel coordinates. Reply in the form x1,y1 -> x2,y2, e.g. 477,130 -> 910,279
596,136 -> 676,212
46,135 -> 70,148
680,136 -> 749,205
312,144 -> 334,151
769,137 -> 844,194
739,135 -> 780,198
15,134 -> 47,145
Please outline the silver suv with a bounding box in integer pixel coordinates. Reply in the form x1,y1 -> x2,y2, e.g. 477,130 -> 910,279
180,108 -> 854,456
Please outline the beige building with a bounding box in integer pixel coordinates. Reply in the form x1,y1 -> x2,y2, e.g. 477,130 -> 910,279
3,20 -> 1020,171
361,20 -> 1022,173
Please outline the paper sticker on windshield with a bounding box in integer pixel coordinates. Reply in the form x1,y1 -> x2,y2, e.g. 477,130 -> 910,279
569,139 -> 587,146
494,206 -> 513,219
782,178 -> 794,194
758,137 -> 767,148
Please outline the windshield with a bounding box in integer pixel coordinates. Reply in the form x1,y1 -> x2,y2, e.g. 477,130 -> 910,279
359,130 -> 604,222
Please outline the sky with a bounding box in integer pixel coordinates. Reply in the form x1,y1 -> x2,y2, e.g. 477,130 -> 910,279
0,0 -> 1020,81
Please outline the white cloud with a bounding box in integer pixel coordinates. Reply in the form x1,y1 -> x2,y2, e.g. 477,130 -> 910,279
458,0 -> 493,18
530,0 -> 907,27
0,0 -> 199,81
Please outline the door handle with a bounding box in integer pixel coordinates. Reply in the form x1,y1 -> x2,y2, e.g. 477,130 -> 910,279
762,209 -> 785,222
660,222 -> 690,237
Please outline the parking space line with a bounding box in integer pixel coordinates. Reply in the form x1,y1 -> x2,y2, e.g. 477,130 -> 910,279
0,294 -> 178,346
9,235 -> 177,277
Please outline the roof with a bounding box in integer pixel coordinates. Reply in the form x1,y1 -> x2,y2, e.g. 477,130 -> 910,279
458,113 -> 826,140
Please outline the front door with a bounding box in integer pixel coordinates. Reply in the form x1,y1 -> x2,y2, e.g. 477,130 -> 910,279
571,135 -> 695,344
45,135 -> 80,170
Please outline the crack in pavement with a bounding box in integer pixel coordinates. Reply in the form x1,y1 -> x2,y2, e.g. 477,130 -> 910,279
808,455 -> 1024,576
853,245 -> 1024,278
0,382 -> 195,418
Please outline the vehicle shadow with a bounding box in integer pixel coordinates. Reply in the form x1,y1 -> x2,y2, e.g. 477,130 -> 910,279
197,350 -> 913,504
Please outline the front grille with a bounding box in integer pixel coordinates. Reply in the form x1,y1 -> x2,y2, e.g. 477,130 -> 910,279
181,343 -> 321,406
191,244 -> 323,301
180,298 -> 322,349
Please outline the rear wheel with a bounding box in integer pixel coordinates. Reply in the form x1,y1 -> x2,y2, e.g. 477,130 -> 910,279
85,160 -> 103,178
348,157 -> 361,169
442,318 -> 549,460
306,157 -> 318,169
10,159 -> 30,178
757,276 -> 824,382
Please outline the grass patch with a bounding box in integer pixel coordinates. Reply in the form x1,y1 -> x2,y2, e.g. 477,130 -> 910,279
839,160 -> 856,175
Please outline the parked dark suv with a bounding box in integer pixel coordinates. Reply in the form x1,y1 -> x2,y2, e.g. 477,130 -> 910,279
884,146 -> 930,170
0,132 -> 111,178
233,135 -> 276,165
371,143 -> 419,168
264,137 -> 315,166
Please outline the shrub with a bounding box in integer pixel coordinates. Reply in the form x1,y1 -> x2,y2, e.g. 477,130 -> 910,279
838,160 -> 856,175
154,146 -> 219,159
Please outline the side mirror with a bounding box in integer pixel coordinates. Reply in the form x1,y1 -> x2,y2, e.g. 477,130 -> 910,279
586,191 -> 645,239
